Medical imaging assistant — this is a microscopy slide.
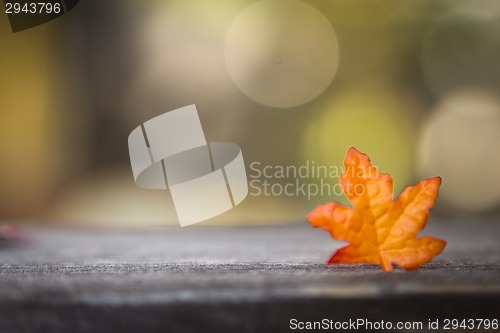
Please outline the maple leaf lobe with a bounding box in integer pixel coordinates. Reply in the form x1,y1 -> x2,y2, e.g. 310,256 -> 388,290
307,147 -> 446,272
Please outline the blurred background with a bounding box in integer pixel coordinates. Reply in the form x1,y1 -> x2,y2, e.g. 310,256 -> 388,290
1,0 -> 500,227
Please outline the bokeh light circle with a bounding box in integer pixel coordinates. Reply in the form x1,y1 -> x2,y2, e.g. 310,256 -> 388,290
418,89 -> 500,212
300,90 -> 415,201
225,0 -> 339,108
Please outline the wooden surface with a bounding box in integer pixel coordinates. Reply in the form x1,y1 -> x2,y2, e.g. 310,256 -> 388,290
0,219 -> 499,332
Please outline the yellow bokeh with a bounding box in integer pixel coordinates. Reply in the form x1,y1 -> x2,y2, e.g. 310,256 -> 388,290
301,89 -> 415,203
418,89 -> 500,212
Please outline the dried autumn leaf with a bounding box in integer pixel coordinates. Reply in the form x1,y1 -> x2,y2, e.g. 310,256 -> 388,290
307,147 -> 446,271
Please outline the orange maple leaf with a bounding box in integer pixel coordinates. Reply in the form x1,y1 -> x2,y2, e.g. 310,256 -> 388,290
307,147 -> 446,271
